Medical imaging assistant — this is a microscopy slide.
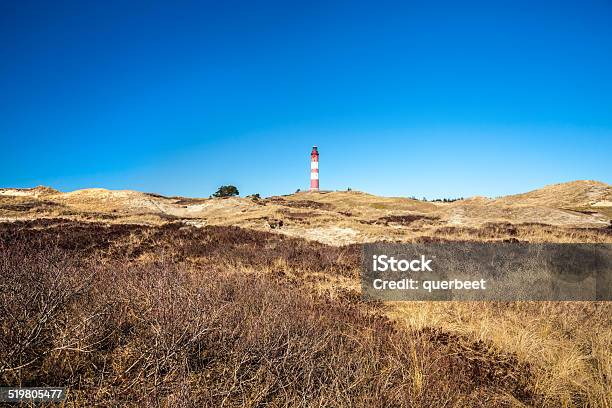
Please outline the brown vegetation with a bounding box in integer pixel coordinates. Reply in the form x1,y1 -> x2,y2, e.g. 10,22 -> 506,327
377,214 -> 440,226
432,222 -> 612,243
0,221 -> 553,407
1,181 -> 610,245
266,198 -> 334,211
0,180 -> 610,406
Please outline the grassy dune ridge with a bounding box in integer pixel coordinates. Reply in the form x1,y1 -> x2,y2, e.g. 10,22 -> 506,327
1,180 -> 611,245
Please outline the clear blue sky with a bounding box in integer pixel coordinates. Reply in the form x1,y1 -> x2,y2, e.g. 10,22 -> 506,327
1,0 -> 610,198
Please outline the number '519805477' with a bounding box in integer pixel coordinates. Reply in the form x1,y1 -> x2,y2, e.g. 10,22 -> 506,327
0,387 -> 66,402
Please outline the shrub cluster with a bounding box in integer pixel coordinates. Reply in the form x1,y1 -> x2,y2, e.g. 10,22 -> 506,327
0,221 -> 538,407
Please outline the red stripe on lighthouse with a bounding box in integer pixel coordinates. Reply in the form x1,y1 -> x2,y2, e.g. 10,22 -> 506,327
310,146 -> 319,191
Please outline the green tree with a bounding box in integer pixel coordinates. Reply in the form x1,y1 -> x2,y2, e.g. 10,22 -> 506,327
213,185 -> 239,198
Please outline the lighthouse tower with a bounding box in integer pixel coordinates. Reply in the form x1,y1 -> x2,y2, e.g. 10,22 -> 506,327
310,146 -> 319,191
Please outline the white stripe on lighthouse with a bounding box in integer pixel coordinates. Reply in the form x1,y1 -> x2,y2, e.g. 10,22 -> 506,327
310,172 -> 319,179
311,161 -> 318,169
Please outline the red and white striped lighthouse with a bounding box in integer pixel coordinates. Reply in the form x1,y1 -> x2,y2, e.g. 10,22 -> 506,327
310,146 -> 319,191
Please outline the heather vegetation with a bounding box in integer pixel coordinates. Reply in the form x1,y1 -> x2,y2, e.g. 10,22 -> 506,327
0,221 -> 564,407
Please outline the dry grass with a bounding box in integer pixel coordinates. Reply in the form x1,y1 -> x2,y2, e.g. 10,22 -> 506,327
494,180 -> 611,209
426,223 -> 612,243
0,221 -> 547,407
1,181 -> 610,245
0,221 -> 610,406
1,183 -> 609,404
389,302 -> 612,407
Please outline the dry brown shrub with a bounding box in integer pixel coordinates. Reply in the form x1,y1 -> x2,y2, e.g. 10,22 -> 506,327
0,221 -> 541,407
267,198 -> 334,211
378,214 -> 440,226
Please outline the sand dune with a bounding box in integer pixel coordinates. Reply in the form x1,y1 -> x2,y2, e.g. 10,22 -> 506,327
1,180 -> 610,244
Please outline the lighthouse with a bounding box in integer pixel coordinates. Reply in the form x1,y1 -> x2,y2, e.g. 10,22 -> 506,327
310,146 -> 319,191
